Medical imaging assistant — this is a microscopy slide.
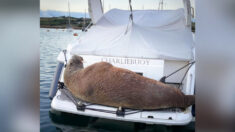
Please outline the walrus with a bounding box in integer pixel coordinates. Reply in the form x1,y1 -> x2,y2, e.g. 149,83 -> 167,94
64,55 -> 195,110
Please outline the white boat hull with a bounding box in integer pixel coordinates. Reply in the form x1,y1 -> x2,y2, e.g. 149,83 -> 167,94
50,51 -> 195,126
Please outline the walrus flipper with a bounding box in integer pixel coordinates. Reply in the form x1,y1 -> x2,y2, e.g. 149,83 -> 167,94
184,95 -> 195,107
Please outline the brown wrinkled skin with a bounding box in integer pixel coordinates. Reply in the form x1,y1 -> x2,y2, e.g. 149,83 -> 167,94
64,55 -> 195,110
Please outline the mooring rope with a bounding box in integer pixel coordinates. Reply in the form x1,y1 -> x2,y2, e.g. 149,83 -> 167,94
160,61 -> 195,88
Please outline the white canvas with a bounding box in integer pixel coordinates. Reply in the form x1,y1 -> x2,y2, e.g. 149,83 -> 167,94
71,8 -> 194,60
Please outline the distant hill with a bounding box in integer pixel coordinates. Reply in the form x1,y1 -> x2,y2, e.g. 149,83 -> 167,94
40,16 -> 92,29
40,10 -> 90,18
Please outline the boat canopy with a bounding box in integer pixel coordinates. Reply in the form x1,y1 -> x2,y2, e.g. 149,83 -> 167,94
70,8 -> 194,60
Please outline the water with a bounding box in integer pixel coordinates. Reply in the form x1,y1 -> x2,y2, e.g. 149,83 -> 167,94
40,28 -> 195,132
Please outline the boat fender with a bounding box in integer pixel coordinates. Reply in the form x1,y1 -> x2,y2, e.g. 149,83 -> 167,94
49,62 -> 64,99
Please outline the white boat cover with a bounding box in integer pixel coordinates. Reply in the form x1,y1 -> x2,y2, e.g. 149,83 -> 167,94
71,8 -> 194,60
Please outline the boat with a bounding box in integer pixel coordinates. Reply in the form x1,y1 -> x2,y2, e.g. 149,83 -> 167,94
49,0 -> 195,126
73,33 -> 78,36
82,8 -> 87,32
66,0 -> 73,32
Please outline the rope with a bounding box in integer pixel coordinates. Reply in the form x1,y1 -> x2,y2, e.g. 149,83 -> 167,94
125,110 -> 142,115
160,61 -> 195,84
58,82 -> 86,110
178,61 -> 195,89
86,108 -> 116,114
166,61 -> 194,79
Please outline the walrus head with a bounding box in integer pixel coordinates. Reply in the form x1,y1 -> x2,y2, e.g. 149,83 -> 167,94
67,55 -> 84,71
64,55 -> 84,86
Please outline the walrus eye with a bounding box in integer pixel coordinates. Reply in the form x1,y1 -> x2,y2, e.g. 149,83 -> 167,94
79,57 -> 83,62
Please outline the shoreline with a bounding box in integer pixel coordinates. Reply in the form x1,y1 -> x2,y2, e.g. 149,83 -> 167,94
40,26 -> 83,29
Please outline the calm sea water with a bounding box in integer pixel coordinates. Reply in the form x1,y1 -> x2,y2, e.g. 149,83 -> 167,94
40,28 -> 195,132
